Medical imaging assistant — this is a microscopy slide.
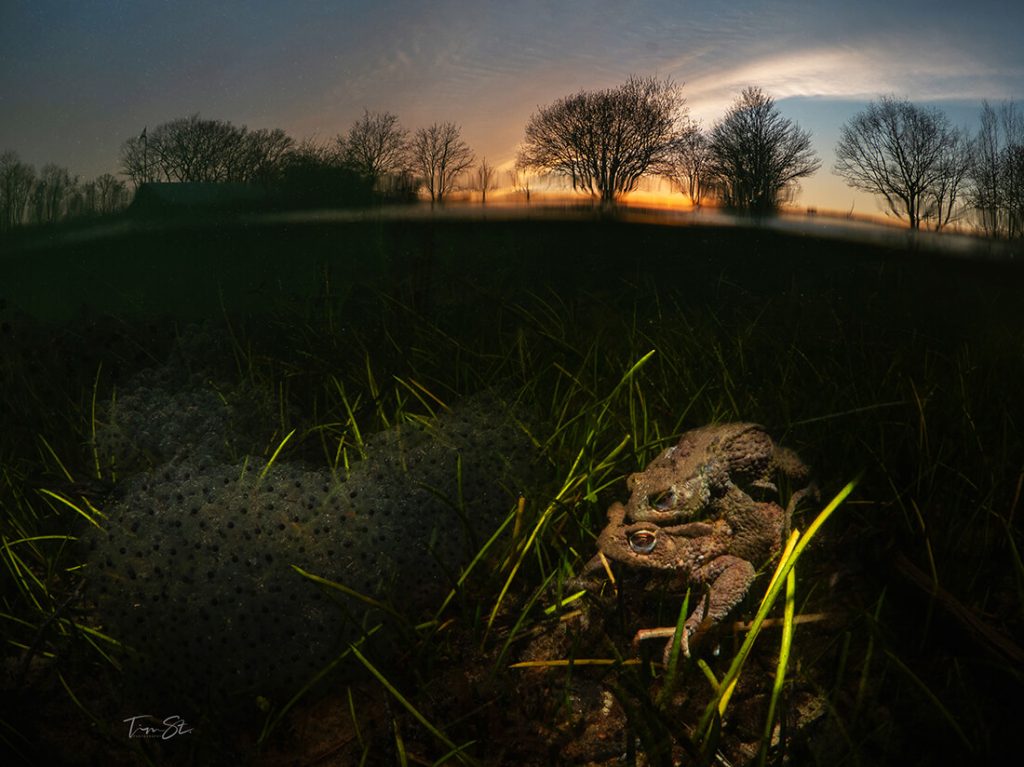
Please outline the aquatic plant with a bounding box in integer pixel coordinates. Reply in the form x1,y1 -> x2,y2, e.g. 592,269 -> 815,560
1,219 -> 1021,764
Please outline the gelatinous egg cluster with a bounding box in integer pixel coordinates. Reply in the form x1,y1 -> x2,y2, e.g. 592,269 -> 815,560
84,392 -> 541,712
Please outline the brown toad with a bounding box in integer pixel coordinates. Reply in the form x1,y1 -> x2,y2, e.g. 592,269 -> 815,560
578,489 -> 787,661
625,422 -> 814,527
574,423 -> 816,661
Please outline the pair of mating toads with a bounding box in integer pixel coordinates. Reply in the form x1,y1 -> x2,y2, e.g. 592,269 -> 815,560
575,423 -> 818,663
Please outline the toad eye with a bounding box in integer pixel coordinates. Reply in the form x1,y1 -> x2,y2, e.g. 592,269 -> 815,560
650,490 -> 677,511
628,530 -> 658,554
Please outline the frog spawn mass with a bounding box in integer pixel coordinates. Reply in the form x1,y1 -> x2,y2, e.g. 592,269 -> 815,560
578,423 -> 816,662
84,393 -> 541,712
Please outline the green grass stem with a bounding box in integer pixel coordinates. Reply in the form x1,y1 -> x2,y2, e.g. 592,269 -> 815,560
757,566 -> 796,766
259,428 -> 296,480
697,478 -> 857,746
350,644 -> 478,766
37,489 -> 104,528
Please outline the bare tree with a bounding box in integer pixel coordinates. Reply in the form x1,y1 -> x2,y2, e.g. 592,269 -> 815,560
94,173 -> 129,214
926,129 -> 972,231
30,164 -> 77,224
237,128 -> 295,186
968,101 -> 1024,238
709,87 -> 820,213
338,110 -> 408,193
290,136 -> 342,167
665,121 -> 713,206
0,151 -> 36,229
119,131 -> 151,186
475,157 -> 497,204
971,102 -> 1006,235
120,116 -> 297,187
158,115 -> 243,182
1004,144 -> 1024,238
409,122 -> 474,203
834,96 -> 968,230
507,161 -> 535,203
518,75 -> 685,205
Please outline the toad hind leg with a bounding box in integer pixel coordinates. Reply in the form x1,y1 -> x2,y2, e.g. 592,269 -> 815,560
633,555 -> 756,664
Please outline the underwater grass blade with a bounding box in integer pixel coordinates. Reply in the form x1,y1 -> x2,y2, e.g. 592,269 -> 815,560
346,685 -> 367,751
697,478 -> 857,742
433,502 -> 518,621
394,376 -> 449,413
432,740 -> 481,767
486,403 -> 635,636
485,431 -> 633,648
883,648 -> 971,751
510,658 -> 642,668
256,625 -> 383,747
696,658 -> 721,693
260,428 -> 296,480
493,568 -> 559,669
350,644 -> 478,766
757,566 -> 796,767
486,481 -> 571,634
542,588 -> 587,616
290,565 -> 406,624
57,670 -> 130,754
37,488 -> 104,528
854,589 -> 886,720
90,363 -> 103,480
37,435 -> 74,484
0,542 -> 45,611
656,590 -> 691,708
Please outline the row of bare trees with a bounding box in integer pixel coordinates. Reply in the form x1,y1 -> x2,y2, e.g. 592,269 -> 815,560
116,111 -> 478,204
0,151 -> 129,230
518,78 -> 821,212
967,102 -> 1023,238
520,77 -> 1022,234
835,97 -> 970,231
120,116 -> 295,187
832,97 -> 1021,233
5,77 -> 1019,233
2,110 -> 480,229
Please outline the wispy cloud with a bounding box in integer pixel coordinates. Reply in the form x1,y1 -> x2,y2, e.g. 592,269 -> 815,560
681,35 -> 1022,120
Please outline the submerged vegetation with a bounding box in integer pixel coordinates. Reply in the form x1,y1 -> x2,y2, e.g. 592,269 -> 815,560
1,217 -> 1022,764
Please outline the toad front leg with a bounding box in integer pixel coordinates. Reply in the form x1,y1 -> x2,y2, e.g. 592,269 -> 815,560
633,554 -> 756,664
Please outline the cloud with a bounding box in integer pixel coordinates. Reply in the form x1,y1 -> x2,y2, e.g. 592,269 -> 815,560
680,34 -> 1022,120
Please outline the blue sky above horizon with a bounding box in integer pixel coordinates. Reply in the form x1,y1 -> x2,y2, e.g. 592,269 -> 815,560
2,0 -> 1021,214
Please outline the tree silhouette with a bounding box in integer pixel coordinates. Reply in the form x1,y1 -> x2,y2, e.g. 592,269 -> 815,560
835,96 -> 967,230
665,121 -> 713,207
31,164 -> 77,224
236,128 -> 295,186
0,151 -> 35,229
276,137 -> 372,207
518,75 -> 685,205
508,162 -> 534,203
338,110 -> 408,193
968,101 -> 1024,238
119,115 -> 295,186
94,173 -> 129,214
709,87 -> 820,213
475,157 -> 497,204
408,122 -> 474,203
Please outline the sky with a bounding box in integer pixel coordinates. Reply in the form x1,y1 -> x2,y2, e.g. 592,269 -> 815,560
2,0 -> 1022,215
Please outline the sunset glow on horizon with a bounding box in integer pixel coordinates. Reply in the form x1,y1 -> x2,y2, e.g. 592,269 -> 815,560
2,0 -> 1021,218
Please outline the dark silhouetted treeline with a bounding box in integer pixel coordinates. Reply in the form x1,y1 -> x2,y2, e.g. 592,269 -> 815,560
0,152 -> 129,230
3,82 -> 1021,235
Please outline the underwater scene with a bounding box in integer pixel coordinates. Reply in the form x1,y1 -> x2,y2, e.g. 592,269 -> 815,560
2,209 -> 1022,765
